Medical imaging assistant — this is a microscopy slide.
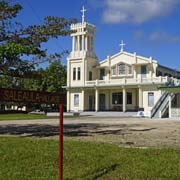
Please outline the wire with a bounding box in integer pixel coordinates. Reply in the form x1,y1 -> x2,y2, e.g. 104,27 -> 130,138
24,0 -> 67,53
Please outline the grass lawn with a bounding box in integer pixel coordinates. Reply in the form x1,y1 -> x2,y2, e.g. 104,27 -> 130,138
0,113 -> 59,120
0,113 -> 83,120
0,137 -> 180,180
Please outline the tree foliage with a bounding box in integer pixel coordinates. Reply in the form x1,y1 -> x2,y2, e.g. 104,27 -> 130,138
0,0 -> 76,76
28,61 -> 66,92
0,61 -> 67,92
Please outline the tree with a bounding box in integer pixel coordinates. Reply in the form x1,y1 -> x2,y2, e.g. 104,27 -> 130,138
42,61 -> 67,92
0,0 -> 76,77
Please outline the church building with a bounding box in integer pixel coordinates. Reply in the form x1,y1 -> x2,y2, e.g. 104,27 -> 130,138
65,7 -> 180,117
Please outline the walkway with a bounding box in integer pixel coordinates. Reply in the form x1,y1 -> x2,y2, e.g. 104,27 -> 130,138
48,111 -> 137,117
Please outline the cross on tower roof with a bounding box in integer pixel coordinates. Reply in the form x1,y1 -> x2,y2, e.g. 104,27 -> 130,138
81,5 -> 86,23
119,40 -> 126,52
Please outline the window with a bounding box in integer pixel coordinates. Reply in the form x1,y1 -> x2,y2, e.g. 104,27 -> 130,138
156,71 -> 162,76
112,92 -> 122,104
148,92 -> 154,107
79,36 -> 82,50
100,69 -> 105,80
73,68 -> 76,80
78,67 -> 81,80
118,63 -> 125,75
89,71 -> 92,80
112,66 -> 116,75
127,92 -> 132,104
112,64 -> 132,76
141,65 -> 147,74
74,94 -> 79,106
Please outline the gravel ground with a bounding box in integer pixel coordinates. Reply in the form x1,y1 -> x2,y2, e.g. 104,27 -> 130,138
0,117 -> 180,148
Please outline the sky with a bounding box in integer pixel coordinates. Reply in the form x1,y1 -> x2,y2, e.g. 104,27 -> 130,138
13,0 -> 180,70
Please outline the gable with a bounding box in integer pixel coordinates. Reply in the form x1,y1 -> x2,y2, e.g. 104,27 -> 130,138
111,52 -> 150,66
99,51 -> 155,68
111,53 -> 134,66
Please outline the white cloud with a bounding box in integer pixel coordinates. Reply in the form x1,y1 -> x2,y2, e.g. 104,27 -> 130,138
102,0 -> 180,24
149,31 -> 180,43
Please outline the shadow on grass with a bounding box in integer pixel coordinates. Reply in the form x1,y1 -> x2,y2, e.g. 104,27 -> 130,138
0,123 -> 156,137
0,124 -> 59,137
64,163 -> 119,180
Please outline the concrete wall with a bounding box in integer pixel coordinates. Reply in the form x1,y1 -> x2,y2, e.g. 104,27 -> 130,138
70,89 -> 82,112
142,86 -> 162,117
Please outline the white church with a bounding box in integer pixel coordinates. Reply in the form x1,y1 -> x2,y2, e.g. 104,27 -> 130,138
65,7 -> 180,118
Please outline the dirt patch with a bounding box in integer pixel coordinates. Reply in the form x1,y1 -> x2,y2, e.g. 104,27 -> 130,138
0,117 -> 180,148
63,117 -> 180,148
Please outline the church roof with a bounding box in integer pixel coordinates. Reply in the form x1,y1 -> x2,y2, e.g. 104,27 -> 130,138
99,50 -> 157,66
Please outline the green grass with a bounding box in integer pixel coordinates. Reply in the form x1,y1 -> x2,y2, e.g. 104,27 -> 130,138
0,137 -> 180,180
0,113 -> 83,120
0,113 -> 58,120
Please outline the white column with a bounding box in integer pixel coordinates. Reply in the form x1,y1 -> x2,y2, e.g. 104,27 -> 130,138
82,35 -> 84,51
77,36 -> 80,51
82,58 -> 85,85
150,69 -> 152,79
89,36 -> 91,51
82,89 -> 84,111
72,36 -> 75,51
87,36 -> 90,51
67,61 -> 71,86
90,36 -> 92,51
75,36 -> 77,51
95,89 -> 99,112
138,86 -> 143,108
91,37 -> 94,51
67,90 -> 70,112
85,36 -> 88,51
169,93 -> 172,118
133,67 -> 137,79
123,87 -> 126,112
107,56 -> 110,80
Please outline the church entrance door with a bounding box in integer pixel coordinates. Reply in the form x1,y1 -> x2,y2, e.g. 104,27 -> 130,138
89,95 -> 95,111
99,94 -> 105,111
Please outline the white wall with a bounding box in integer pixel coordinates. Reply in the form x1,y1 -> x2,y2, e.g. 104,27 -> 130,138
70,60 -> 83,87
70,89 -> 83,112
142,86 -> 162,116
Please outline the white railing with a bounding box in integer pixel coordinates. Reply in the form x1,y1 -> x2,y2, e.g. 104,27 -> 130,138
171,108 -> 180,118
150,91 -> 168,118
69,51 -> 96,58
85,76 -> 170,86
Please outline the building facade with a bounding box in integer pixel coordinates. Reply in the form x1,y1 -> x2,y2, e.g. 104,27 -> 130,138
65,8 -> 180,117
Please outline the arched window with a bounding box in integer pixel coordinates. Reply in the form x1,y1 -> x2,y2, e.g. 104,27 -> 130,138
111,63 -> 132,76
118,63 -> 125,75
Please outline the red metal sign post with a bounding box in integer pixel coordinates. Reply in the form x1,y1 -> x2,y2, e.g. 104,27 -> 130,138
59,104 -> 63,180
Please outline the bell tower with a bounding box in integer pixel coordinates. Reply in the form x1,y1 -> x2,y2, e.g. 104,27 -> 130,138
69,6 -> 96,59
67,6 -> 98,88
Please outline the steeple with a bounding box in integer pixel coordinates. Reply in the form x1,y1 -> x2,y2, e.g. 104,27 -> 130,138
69,6 -> 96,59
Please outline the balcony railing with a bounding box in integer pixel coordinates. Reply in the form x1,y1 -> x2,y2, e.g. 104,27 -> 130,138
68,51 -> 96,59
85,76 -> 170,86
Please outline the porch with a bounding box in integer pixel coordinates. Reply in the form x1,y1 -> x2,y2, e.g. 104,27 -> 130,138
83,87 -> 143,112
